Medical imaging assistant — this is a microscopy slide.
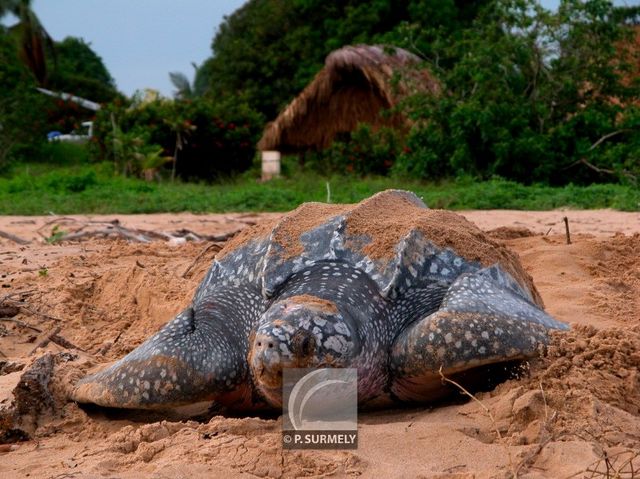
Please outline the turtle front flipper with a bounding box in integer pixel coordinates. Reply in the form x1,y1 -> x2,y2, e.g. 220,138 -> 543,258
73,236 -> 271,410
389,266 -> 568,403
72,306 -> 255,409
72,308 -> 250,409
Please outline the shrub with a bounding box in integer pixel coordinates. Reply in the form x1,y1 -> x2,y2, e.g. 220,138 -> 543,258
304,124 -> 401,176
392,0 -> 640,185
91,95 -> 264,181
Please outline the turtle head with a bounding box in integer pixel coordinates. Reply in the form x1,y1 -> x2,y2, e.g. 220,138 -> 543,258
248,295 -> 359,406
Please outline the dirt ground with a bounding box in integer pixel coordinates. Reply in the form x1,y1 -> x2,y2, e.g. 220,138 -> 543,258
0,208 -> 638,479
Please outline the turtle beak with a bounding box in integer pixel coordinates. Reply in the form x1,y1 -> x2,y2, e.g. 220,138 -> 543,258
249,332 -> 284,389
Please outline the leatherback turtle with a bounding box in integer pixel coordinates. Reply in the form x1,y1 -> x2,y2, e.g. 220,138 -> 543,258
72,190 -> 568,410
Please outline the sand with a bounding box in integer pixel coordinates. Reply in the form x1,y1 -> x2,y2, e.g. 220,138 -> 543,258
0,208 -> 638,478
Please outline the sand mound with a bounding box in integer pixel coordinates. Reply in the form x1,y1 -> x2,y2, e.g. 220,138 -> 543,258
487,325 -> 640,440
486,226 -> 538,240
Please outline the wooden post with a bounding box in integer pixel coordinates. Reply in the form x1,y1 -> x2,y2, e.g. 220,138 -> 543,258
261,151 -> 281,180
563,216 -> 571,245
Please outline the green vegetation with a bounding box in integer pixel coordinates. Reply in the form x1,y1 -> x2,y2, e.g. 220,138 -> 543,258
91,96 -> 263,181
392,0 -> 640,185
0,28 -> 48,169
49,36 -> 119,103
198,0 -> 490,119
1,155 -> 637,214
0,0 -> 118,171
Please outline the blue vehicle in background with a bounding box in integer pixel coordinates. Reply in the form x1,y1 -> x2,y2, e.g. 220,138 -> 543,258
47,121 -> 94,143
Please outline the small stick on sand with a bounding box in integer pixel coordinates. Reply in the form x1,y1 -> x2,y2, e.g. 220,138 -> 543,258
49,332 -> 83,351
0,290 -> 36,302
17,304 -> 65,323
438,366 -> 502,440
2,321 -> 84,354
227,216 -> 258,226
29,326 -> 69,355
0,230 -> 30,245
563,217 -> 571,244
0,317 -> 42,332
197,230 -> 242,242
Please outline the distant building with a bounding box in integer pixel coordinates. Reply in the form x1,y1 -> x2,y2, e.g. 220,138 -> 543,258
257,44 -> 439,154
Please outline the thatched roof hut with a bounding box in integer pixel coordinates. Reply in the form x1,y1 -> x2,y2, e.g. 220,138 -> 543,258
257,45 -> 439,153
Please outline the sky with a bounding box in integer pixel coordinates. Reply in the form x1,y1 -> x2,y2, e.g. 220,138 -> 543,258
4,0 -> 635,98
25,0 -> 247,97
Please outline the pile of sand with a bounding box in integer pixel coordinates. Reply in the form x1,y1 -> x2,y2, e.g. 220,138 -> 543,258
0,209 -> 638,478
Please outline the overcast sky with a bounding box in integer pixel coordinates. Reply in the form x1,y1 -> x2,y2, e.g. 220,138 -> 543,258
27,0 -> 246,97
4,0 -> 633,98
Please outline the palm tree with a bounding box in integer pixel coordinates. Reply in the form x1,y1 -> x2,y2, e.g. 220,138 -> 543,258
169,71 -> 193,99
164,111 -> 196,182
0,0 -> 18,17
1,0 -> 55,85
169,63 -> 200,99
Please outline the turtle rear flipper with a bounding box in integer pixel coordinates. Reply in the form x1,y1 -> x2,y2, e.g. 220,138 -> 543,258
72,306 -> 252,409
389,267 -> 568,403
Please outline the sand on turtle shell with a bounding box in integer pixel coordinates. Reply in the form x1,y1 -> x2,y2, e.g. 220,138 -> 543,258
219,192 -> 544,305
285,294 -> 340,314
0,209 -> 638,478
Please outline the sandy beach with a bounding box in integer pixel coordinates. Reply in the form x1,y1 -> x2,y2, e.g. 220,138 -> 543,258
0,208 -> 638,478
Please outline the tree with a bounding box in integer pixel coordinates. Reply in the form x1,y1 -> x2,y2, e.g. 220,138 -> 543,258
1,0 -> 54,85
49,36 -> 119,102
393,0 -> 640,185
0,26 -> 47,168
163,105 -> 196,181
53,37 -> 114,86
169,65 -> 199,100
200,0 -> 490,119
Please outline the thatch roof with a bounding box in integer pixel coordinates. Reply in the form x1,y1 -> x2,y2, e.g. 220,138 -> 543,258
258,45 -> 439,152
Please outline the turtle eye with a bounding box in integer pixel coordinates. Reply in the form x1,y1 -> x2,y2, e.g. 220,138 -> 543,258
292,330 -> 315,357
300,336 -> 312,355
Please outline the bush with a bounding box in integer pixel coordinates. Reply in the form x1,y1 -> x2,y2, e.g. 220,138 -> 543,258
304,124 -> 401,176
45,169 -> 97,193
91,95 -> 264,181
391,0 -> 640,186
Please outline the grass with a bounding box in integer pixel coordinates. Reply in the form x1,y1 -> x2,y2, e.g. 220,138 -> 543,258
0,158 -> 638,215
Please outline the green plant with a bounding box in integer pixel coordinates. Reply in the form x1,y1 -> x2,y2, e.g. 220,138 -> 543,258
307,124 -> 400,176
0,29 -> 48,170
393,0 -> 640,186
91,95 -> 263,181
45,225 -> 67,244
0,162 -> 637,214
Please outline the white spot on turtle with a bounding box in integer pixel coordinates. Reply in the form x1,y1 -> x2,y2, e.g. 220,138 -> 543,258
323,335 -> 347,354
